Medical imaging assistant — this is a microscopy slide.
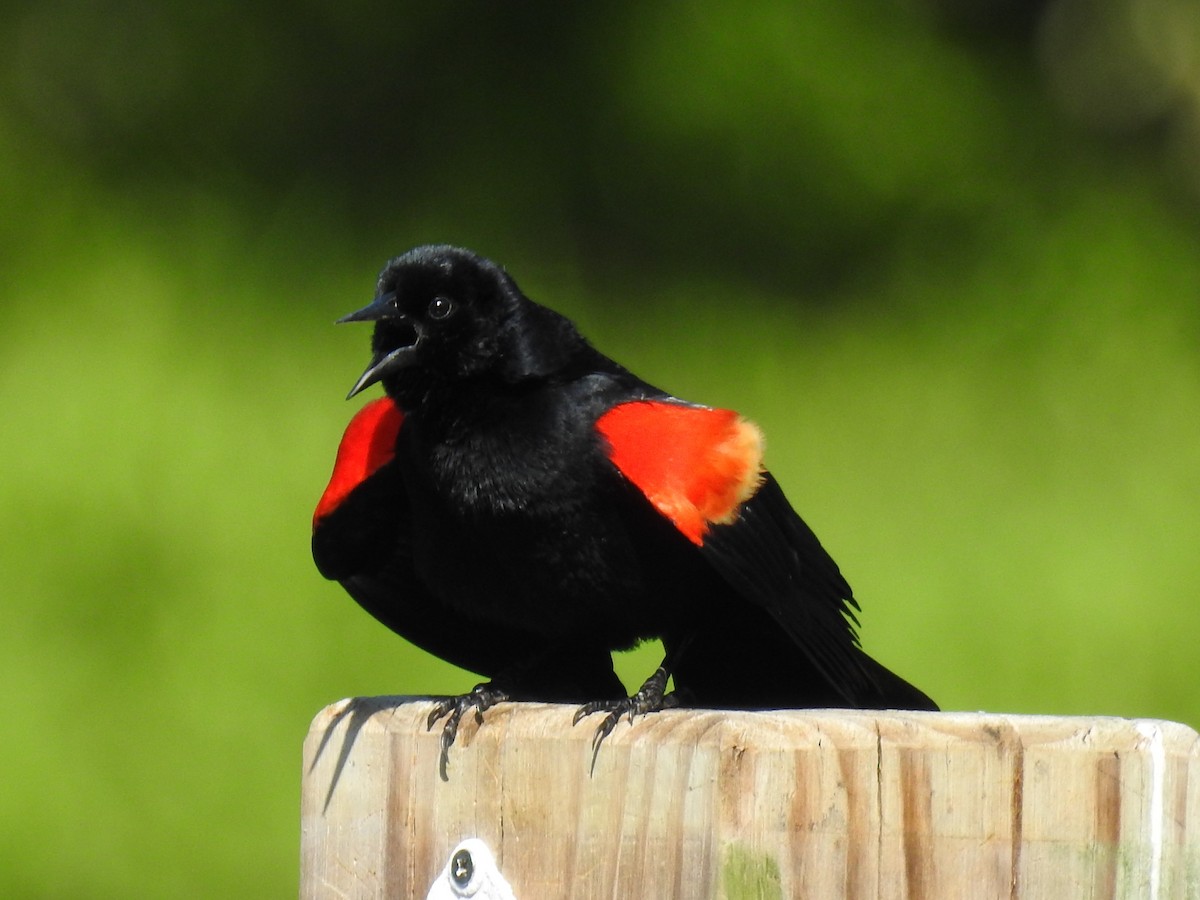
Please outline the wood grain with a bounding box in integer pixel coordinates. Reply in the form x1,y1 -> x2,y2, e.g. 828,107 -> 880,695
300,700 -> 1200,899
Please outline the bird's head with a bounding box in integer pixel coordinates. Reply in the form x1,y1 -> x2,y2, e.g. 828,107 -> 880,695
336,245 -> 581,405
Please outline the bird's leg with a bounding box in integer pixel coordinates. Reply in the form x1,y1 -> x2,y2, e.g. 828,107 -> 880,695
426,682 -> 510,781
572,635 -> 696,772
572,664 -> 680,773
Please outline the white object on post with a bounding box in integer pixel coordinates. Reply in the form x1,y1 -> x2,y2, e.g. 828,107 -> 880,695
425,838 -> 516,900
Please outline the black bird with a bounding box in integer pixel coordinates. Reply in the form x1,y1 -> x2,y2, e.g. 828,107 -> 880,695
313,245 -> 936,777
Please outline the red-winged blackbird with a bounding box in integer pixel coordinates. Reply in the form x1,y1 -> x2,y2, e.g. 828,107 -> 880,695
313,245 -> 936,777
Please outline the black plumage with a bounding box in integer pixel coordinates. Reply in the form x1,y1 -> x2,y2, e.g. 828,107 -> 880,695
312,245 -> 935,777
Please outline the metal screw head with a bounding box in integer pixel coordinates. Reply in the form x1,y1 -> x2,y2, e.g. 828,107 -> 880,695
450,848 -> 474,888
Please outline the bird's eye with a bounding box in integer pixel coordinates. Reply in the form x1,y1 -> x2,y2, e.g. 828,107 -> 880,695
427,296 -> 454,320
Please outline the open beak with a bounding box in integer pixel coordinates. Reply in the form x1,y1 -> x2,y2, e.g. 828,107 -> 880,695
337,291 -> 424,398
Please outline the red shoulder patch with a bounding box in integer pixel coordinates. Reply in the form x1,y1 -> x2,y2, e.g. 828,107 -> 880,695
313,397 -> 404,527
597,400 -> 765,545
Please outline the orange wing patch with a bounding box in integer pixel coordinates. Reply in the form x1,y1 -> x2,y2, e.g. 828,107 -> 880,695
314,396 -> 404,527
597,400 -> 765,545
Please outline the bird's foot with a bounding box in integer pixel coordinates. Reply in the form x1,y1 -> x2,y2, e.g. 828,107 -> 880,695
572,666 -> 678,773
426,683 -> 510,781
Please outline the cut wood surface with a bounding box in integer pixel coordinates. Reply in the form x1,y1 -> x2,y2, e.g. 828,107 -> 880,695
300,698 -> 1200,899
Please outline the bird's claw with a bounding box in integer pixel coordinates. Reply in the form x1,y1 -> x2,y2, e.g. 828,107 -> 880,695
426,683 -> 509,781
572,666 -> 676,773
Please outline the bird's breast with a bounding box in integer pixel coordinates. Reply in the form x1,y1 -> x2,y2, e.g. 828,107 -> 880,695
393,420 -> 650,639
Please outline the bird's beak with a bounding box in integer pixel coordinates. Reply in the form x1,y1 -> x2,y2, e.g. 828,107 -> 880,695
343,340 -> 422,399
337,291 -> 424,399
336,290 -> 399,324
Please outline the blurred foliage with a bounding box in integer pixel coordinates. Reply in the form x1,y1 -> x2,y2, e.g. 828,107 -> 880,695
2,1 -> 1199,896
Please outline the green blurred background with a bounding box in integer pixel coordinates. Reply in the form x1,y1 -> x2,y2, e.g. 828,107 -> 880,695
3,1 -> 1198,895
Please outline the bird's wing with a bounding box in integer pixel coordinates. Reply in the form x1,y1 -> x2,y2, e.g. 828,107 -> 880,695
596,398 -> 874,703
312,396 -> 407,581
309,396 -> 513,672
595,399 -> 764,546
312,395 -> 626,700
313,396 -> 405,530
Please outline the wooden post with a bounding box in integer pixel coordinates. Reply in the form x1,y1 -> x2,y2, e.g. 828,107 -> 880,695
300,699 -> 1200,899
